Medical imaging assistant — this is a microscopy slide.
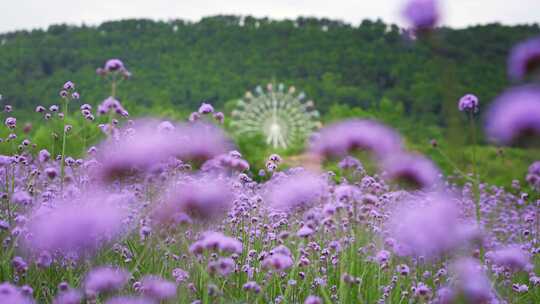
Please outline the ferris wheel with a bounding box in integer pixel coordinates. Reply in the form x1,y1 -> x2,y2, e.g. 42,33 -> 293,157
230,83 -> 321,149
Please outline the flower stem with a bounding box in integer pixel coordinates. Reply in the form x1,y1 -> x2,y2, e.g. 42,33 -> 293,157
60,99 -> 69,193
469,111 -> 483,261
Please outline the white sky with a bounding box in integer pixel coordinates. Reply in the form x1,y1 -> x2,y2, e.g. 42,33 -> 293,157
0,0 -> 539,33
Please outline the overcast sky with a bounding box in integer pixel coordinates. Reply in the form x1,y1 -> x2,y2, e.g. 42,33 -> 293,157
1,0 -> 539,33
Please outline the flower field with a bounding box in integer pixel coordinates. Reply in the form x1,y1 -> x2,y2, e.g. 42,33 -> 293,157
1,1 -> 540,304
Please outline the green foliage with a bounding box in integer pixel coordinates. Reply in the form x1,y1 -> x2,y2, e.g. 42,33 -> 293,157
0,16 -> 538,122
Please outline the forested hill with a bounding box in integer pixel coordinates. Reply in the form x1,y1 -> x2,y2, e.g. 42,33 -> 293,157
0,15 -> 539,122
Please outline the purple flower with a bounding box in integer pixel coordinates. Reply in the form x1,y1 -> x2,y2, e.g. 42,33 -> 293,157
488,246 -> 530,271
157,120 -> 175,133
0,155 -> 12,166
183,124 -> 232,161
38,149 -> 50,162
63,81 -> 75,90
20,286 -> 32,297
397,264 -> 410,276
105,297 -> 154,304
24,195 -> 127,258
529,161 -> 540,175
172,268 -> 189,284
0,220 -> 9,230
94,121 -> 183,181
213,112 -> 224,123
140,276 -> 177,301
84,266 -> 129,294
189,231 -> 242,254
452,258 -> 494,303
12,191 -> 32,205
513,284 -> 529,293
5,117 -> 16,129
36,251 -> 52,268
53,289 -> 82,304
434,287 -> 455,304
154,178 -> 233,223
382,153 -> 440,189
105,59 -> 125,72
262,253 -> 294,271
310,119 -> 402,159
198,102 -> 214,114
189,112 -> 200,122
0,283 -> 34,304
296,225 -> 314,238
402,0 -> 440,31
97,97 -> 127,116
35,105 -> 46,113
207,257 -> 235,276
414,282 -> 432,297
202,153 -> 250,172
526,161 -> 540,190
80,104 -> 92,111
458,94 -> 479,113
304,295 -> 323,304
243,281 -> 261,294
338,156 -> 362,170
485,85 -> 540,145
264,171 -> 327,211
4,105 -> 12,112
390,193 -> 476,258
267,154 -> 282,165
508,36 -> 540,81
45,167 -> 58,179
375,250 -> 391,265
12,256 -> 28,273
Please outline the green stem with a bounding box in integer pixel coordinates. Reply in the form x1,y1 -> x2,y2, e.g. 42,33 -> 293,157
111,76 -> 117,98
469,111 -> 483,261
4,167 -> 10,225
60,99 -> 69,193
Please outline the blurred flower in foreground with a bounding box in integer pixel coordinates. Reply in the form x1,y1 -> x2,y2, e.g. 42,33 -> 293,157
189,231 -> 242,255
139,276 -> 177,301
508,36 -> 540,81
485,85 -> 540,145
176,122 -> 232,162
23,194 -> 127,259
488,246 -> 531,272
94,121 -> 178,181
402,0 -> 440,32
95,121 -> 231,182
105,297 -> 154,304
451,258 -> 495,303
309,119 -> 402,159
264,171 -> 327,211
84,266 -> 129,295
382,153 -> 441,190
53,289 -> 82,304
389,193 -> 479,258
0,283 -> 34,304
304,295 -> 323,304
153,177 -> 233,223
263,252 -> 294,271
